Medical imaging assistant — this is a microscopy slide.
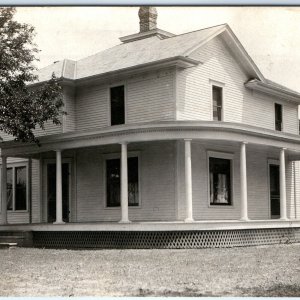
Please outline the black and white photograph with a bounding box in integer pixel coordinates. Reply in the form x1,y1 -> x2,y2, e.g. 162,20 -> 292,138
0,4 -> 300,297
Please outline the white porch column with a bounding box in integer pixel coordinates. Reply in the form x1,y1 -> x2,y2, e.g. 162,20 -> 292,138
184,139 -> 194,222
1,155 -> 7,225
280,148 -> 288,220
240,142 -> 249,221
54,150 -> 64,224
119,142 -> 130,223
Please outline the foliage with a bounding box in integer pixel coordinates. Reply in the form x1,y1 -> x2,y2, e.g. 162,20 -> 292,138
0,7 -> 64,144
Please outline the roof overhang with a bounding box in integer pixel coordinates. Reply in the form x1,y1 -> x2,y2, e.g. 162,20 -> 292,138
28,56 -> 200,88
74,56 -> 200,86
245,79 -> 300,104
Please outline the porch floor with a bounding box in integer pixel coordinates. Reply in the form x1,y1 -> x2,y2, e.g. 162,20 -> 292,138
1,219 -> 300,231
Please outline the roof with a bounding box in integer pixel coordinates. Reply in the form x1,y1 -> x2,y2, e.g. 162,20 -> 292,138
36,24 -> 226,81
34,23 -> 300,101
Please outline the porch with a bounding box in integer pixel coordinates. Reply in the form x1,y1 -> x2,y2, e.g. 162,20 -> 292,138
1,121 -> 300,227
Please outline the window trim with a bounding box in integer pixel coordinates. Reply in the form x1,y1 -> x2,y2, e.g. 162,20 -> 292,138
103,151 -> 141,209
108,83 -> 127,126
207,150 -> 234,208
274,102 -> 284,132
0,161 -> 29,213
210,79 -> 225,122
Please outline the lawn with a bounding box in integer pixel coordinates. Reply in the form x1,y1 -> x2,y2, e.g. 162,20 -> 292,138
0,243 -> 300,296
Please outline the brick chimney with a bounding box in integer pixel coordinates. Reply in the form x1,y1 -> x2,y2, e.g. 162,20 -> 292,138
138,6 -> 157,32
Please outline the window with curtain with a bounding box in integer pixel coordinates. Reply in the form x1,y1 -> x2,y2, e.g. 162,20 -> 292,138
5,166 -> 27,211
209,157 -> 231,205
106,156 -> 139,207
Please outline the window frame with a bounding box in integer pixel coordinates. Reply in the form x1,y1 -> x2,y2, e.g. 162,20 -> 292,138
274,103 -> 283,132
207,151 -> 234,208
267,158 -> 280,219
108,83 -> 127,126
210,79 -> 225,122
0,162 -> 29,213
103,151 -> 141,209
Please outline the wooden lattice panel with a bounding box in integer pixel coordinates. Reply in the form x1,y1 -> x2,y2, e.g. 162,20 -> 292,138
32,228 -> 299,249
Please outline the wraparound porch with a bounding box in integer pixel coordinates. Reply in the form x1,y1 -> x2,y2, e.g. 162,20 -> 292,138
1,121 -> 300,226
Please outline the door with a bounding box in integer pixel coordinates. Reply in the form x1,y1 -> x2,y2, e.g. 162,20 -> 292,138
47,163 -> 70,223
269,164 -> 280,219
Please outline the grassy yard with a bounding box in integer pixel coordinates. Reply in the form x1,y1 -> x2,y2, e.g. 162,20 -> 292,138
0,243 -> 300,296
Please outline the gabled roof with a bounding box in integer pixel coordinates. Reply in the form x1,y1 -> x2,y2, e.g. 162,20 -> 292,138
36,24 -> 226,81
34,23 -> 300,101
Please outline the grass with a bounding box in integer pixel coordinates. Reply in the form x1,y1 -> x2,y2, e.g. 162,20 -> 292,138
0,243 -> 300,296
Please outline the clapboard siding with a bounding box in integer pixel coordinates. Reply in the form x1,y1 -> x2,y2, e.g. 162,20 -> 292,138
294,161 -> 300,219
75,141 -> 176,222
177,142 -> 278,221
75,85 -> 108,131
63,86 -> 76,132
177,142 -> 241,220
127,69 -> 175,123
177,36 -> 299,135
31,158 -> 41,223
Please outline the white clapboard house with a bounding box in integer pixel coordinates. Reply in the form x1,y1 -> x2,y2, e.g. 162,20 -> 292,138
1,7 -> 300,248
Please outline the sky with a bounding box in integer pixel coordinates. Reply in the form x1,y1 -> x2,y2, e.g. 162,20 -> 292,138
14,6 -> 300,93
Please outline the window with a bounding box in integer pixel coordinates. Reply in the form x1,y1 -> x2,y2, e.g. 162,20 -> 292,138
106,156 -> 139,207
212,85 -> 223,121
4,166 -> 27,211
110,85 -> 125,125
275,103 -> 282,131
209,157 -> 232,205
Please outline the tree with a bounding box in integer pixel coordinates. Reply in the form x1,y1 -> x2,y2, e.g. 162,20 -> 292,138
0,7 -> 64,144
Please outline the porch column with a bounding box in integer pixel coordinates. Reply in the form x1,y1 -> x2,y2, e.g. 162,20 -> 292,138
54,150 -> 64,224
240,142 -> 249,221
0,155 -> 7,225
280,148 -> 288,220
119,142 -> 130,223
184,139 -> 194,222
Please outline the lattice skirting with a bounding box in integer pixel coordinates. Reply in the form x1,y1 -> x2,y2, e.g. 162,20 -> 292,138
33,228 -> 300,249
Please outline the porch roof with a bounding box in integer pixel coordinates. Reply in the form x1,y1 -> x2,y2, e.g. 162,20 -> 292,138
2,121 -> 300,158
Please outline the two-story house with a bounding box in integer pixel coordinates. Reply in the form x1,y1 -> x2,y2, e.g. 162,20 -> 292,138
1,7 -> 300,249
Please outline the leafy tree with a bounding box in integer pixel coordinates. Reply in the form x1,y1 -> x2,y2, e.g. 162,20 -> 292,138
0,7 -> 64,144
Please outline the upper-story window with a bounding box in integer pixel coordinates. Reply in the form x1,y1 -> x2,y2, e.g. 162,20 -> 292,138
275,103 -> 282,131
212,85 -> 223,121
110,85 -> 125,126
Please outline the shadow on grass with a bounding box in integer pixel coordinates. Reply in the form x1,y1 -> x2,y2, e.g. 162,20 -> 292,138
134,284 -> 300,297
239,284 -> 300,297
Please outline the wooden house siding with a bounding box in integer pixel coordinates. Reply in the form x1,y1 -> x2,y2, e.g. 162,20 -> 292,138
63,86 -> 76,133
176,142 -> 295,221
31,158 -> 42,223
75,85 -> 108,131
126,69 -> 175,123
75,141 -> 176,222
74,69 -> 175,132
176,36 -> 299,135
292,161 -> 300,219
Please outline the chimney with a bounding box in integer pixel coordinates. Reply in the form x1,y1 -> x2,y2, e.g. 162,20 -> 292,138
138,6 -> 157,32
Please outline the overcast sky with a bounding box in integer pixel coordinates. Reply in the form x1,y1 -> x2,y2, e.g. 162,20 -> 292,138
15,6 -> 300,93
